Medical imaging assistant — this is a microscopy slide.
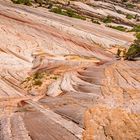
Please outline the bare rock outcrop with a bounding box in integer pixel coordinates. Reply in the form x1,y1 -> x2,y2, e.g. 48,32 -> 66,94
83,106 -> 140,140
0,0 -> 140,140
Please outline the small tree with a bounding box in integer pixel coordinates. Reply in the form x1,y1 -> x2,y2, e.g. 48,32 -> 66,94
125,39 -> 140,60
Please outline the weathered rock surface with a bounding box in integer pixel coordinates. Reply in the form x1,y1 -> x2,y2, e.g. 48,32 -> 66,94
0,0 -> 140,140
83,106 -> 140,140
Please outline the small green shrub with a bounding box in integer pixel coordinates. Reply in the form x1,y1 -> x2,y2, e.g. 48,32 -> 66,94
91,19 -> 101,24
12,0 -> 32,5
131,25 -> 140,32
125,39 -> 140,60
50,7 -> 86,20
103,16 -> 112,23
72,14 -> 86,20
50,7 -> 62,14
126,14 -> 134,19
108,25 -> 127,32
66,9 -> 75,17
136,32 -> 140,39
126,3 -> 136,8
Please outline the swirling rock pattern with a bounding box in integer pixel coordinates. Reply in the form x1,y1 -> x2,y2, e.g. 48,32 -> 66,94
0,0 -> 139,140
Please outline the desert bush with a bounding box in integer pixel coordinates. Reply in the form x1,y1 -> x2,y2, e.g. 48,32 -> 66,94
91,19 -> 101,24
125,39 -> 140,60
50,7 -> 86,20
126,14 -> 134,19
12,0 -> 32,5
126,3 -> 136,8
108,25 -> 127,31
33,72 -> 44,80
136,32 -> 140,39
50,7 -> 62,14
131,25 -> 140,32
103,16 -> 113,23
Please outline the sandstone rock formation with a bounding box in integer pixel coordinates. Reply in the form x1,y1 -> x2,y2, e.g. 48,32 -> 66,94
83,106 -> 140,140
0,0 -> 140,140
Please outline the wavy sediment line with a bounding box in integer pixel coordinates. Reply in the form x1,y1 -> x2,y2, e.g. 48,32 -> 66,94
0,1 -> 140,140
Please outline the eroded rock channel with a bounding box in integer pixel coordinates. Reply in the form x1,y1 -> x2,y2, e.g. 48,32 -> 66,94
0,0 -> 140,140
